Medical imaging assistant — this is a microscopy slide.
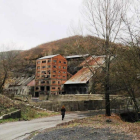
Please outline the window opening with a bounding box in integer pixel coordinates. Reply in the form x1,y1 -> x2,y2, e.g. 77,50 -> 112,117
42,60 -> 46,63
41,86 -> 45,91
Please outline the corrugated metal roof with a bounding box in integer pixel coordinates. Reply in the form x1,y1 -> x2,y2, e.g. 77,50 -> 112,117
65,67 -> 94,84
79,55 -> 105,67
38,54 -> 59,60
65,55 -> 105,84
65,54 -> 89,59
27,79 -> 35,86
9,76 -> 35,86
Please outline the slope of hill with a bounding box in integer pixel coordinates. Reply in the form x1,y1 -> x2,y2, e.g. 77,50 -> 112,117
19,35 -> 121,60
0,94 -> 19,116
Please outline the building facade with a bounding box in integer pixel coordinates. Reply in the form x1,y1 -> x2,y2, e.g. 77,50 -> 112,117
5,75 -> 35,96
34,54 -> 67,97
64,55 -> 105,94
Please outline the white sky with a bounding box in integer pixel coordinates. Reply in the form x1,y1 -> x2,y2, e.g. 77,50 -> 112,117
0,0 -> 82,51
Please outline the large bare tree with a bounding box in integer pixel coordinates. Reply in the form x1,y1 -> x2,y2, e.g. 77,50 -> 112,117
80,0 -> 129,116
0,49 -> 20,93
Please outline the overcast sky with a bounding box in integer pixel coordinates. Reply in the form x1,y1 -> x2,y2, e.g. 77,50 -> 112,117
0,0 -> 82,51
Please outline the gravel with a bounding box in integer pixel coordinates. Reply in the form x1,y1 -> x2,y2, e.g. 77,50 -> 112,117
32,127 -> 133,140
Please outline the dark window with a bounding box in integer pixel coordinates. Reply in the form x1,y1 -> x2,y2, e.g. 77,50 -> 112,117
48,59 -> 51,62
59,61 -> 61,63
53,70 -> 56,73
42,60 -> 46,63
42,66 -> 46,68
36,87 -> 39,90
63,76 -> 65,78
53,75 -> 55,77
35,92 -> 39,97
64,61 -> 66,64
42,71 -> 46,74
46,86 -> 50,91
52,81 -> 55,84
48,65 -> 51,68
47,81 -> 50,84
47,70 -> 50,74
53,65 -> 56,68
41,86 -> 45,91
41,80 -> 45,84
42,75 -> 45,78
52,87 -> 55,89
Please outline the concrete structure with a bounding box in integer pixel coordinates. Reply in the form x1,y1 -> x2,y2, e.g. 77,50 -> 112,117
6,75 -> 35,95
34,54 -> 67,97
64,55 -> 105,94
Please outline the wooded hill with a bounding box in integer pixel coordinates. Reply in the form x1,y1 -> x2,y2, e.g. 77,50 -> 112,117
19,35 -> 124,60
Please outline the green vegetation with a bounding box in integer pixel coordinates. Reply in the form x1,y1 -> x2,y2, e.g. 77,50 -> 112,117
20,104 -> 59,121
0,107 -> 17,116
0,94 -> 19,116
0,95 -> 59,123
0,118 -> 19,124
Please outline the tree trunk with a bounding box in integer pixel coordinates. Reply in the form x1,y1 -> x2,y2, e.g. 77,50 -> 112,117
105,55 -> 111,116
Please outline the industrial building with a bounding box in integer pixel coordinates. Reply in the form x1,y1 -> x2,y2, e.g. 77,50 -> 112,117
34,54 -> 67,97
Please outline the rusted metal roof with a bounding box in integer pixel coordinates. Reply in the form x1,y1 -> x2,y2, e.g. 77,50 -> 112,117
27,79 -> 35,86
79,55 -> 105,67
65,55 -> 105,84
65,54 -> 89,59
65,67 -> 94,84
38,54 -> 59,60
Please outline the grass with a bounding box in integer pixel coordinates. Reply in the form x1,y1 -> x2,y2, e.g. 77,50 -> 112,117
0,107 -> 17,116
20,104 -> 59,121
0,107 -> 59,123
0,118 -> 19,123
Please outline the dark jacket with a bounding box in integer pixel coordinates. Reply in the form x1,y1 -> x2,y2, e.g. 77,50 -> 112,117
61,108 -> 66,115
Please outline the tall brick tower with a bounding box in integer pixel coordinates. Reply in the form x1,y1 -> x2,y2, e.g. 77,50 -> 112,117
34,54 -> 67,97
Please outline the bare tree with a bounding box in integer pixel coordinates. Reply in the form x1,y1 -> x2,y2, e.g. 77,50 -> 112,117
79,0 -> 129,116
0,48 -> 20,93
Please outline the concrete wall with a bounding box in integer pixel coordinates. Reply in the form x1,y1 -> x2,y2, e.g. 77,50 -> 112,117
48,94 -> 123,101
36,100 -> 105,112
35,98 -> 126,112
0,110 -> 21,120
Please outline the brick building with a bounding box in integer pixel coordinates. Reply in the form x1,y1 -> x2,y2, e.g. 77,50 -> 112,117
34,54 -> 67,97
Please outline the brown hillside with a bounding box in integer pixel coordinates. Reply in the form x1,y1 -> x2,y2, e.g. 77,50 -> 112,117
19,35 -> 124,60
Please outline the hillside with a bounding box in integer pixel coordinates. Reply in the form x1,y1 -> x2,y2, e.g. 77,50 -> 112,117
19,35 -> 123,60
0,94 -> 19,116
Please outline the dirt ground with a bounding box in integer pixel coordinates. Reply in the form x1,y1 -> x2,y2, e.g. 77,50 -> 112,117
26,113 -> 140,140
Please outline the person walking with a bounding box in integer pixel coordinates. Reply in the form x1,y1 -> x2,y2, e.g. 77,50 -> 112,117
61,106 -> 66,120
